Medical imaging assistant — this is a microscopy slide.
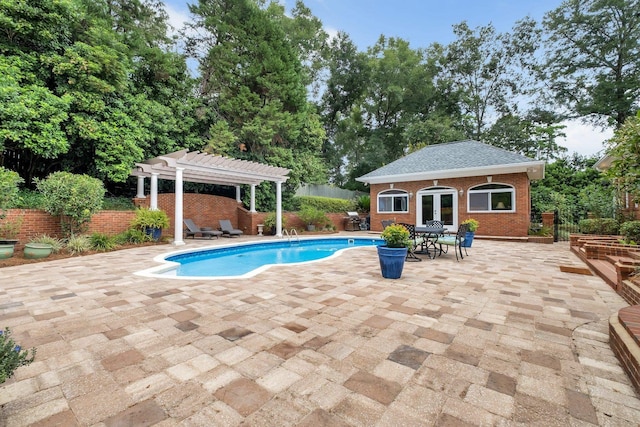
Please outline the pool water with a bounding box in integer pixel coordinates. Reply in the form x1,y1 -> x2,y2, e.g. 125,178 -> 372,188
159,237 -> 382,278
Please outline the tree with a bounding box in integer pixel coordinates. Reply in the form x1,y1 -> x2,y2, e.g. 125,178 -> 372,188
264,0 -> 329,96
35,172 -> 105,236
319,32 -> 370,185
186,0 -> 326,210
543,0 -> 640,128
485,109 -> 567,160
531,153 -> 608,220
605,111 -> 640,201
440,19 -> 540,140
0,0 -> 199,187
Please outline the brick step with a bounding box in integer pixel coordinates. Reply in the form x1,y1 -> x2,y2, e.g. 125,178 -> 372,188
606,254 -> 640,266
610,309 -> 640,395
586,259 -> 618,289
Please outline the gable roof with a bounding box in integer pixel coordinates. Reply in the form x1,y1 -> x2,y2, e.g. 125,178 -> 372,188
356,140 -> 545,184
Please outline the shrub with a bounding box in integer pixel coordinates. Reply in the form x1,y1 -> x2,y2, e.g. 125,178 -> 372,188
0,216 -> 22,240
90,233 -> 118,252
579,219 -> 597,234
355,195 -> 370,212
264,212 -> 287,232
598,218 -> 620,235
0,327 -> 36,384
297,206 -> 329,227
35,172 -> 105,236
29,234 -> 64,253
578,218 -> 619,235
115,228 -> 151,245
0,167 -> 23,213
620,221 -> 640,244
14,189 -> 44,209
130,208 -> 170,230
0,167 -> 24,239
528,225 -> 553,236
65,234 -> 92,255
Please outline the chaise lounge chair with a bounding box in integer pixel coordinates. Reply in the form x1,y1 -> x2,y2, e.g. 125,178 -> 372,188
184,219 -> 222,239
219,219 -> 243,237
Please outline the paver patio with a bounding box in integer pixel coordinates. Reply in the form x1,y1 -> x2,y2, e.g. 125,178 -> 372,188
1,235 -> 639,426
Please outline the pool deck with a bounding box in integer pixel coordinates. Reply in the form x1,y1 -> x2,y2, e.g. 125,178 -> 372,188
0,234 -> 639,426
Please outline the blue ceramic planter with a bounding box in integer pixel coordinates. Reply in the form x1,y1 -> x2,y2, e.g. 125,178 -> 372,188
377,245 -> 408,279
145,227 -> 162,241
461,231 -> 475,248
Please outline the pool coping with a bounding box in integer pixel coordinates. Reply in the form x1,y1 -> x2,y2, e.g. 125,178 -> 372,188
134,235 -> 383,280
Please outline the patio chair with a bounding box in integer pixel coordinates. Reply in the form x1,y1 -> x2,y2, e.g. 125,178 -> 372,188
184,219 -> 222,239
398,223 -> 424,262
436,223 -> 468,261
219,219 -> 243,237
381,219 -> 394,230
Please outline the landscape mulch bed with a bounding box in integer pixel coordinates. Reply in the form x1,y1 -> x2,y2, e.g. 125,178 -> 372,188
0,241 -> 169,269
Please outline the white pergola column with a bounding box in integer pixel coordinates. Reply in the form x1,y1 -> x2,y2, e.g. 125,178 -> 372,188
235,185 -> 241,203
150,173 -> 159,210
275,181 -> 283,237
173,167 -> 185,246
249,184 -> 256,213
136,176 -> 146,198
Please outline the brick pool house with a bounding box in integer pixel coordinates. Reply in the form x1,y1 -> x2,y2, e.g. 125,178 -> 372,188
357,140 -> 546,237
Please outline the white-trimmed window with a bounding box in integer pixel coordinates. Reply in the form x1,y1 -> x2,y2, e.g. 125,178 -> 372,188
378,189 -> 409,213
468,184 -> 514,212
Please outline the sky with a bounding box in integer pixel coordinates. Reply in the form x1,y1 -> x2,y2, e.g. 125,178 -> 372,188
162,0 -> 614,158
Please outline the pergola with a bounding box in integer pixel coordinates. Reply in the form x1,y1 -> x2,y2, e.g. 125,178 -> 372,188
131,150 -> 290,245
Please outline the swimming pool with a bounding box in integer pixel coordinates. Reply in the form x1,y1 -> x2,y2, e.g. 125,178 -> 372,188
136,237 -> 383,279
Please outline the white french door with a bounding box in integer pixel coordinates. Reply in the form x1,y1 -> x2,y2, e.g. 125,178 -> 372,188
416,189 -> 457,231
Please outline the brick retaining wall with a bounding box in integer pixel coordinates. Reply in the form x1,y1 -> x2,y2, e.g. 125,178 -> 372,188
610,309 -> 640,395
2,194 -> 368,245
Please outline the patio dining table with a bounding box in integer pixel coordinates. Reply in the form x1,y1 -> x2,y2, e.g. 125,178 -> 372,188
415,225 -> 446,258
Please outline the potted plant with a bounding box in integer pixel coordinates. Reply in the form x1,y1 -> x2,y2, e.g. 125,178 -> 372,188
131,208 -> 170,241
264,212 -> 287,235
23,235 -> 63,259
461,218 -> 479,247
297,206 -> 329,232
377,223 -> 411,279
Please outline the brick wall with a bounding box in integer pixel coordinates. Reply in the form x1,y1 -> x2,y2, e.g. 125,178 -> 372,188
3,194 -> 368,245
369,173 -> 531,236
620,280 -> 640,306
610,310 -> 640,395
2,209 -> 136,249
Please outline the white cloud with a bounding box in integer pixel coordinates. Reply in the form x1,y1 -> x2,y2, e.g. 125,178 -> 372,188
558,119 -> 613,158
164,2 -> 190,36
324,26 -> 339,43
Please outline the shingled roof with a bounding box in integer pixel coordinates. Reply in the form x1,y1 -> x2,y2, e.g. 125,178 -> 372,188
356,140 -> 545,184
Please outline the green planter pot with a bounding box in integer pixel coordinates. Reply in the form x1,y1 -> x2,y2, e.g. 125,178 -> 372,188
24,243 -> 53,259
0,242 -> 17,259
